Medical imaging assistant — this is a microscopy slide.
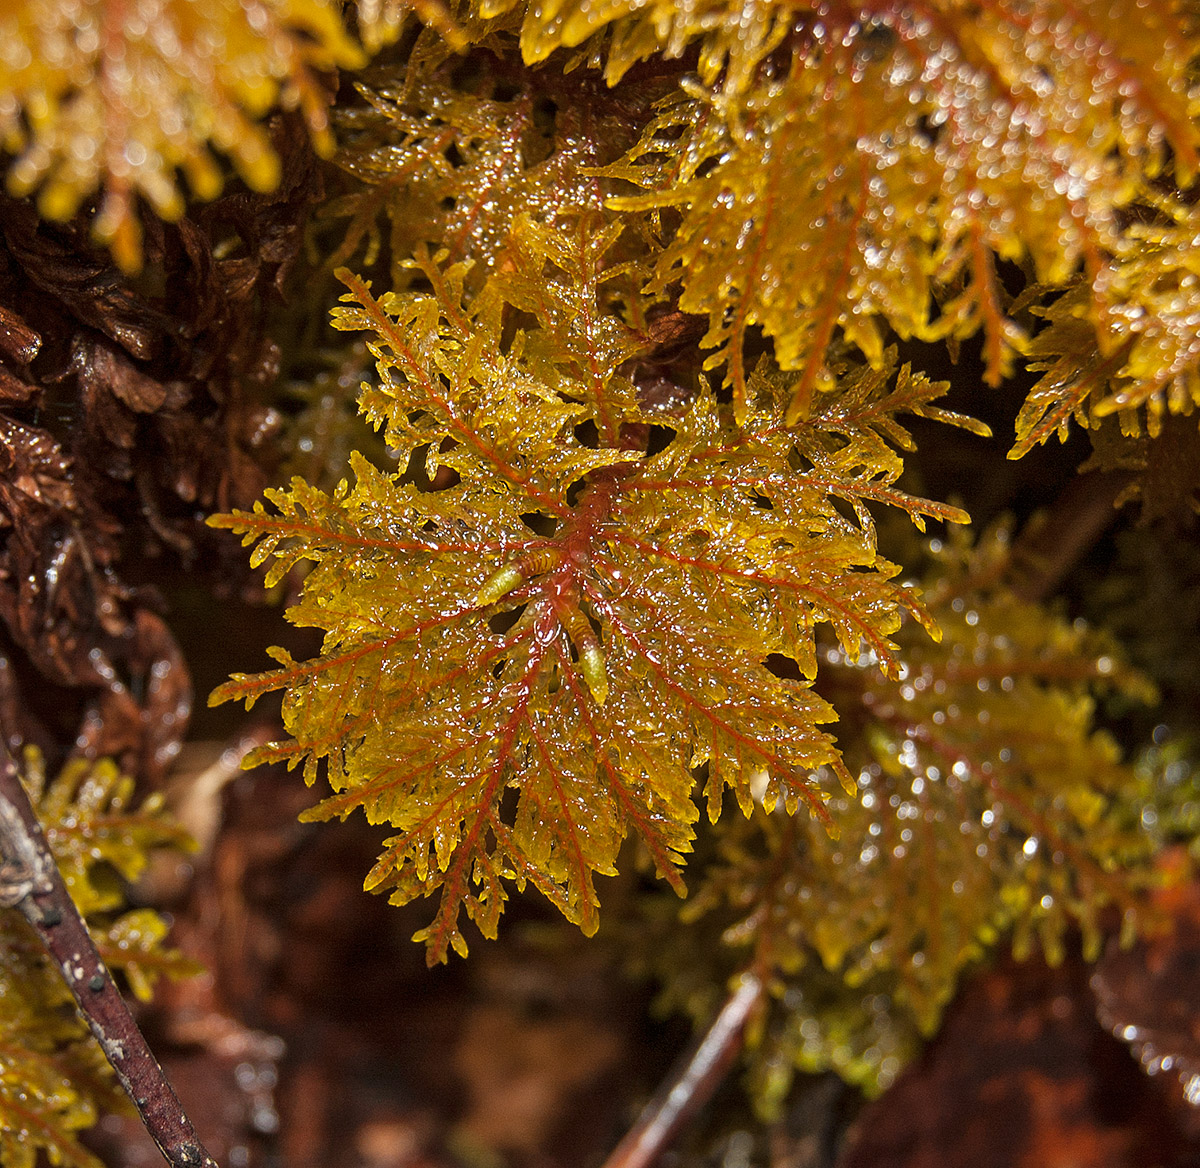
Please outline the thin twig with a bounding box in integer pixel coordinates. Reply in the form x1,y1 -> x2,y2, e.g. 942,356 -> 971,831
599,971 -> 765,1168
0,753 -> 220,1168
1009,469 -> 1134,603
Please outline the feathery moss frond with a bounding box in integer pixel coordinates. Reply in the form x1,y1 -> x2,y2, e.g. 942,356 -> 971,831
0,0 -> 363,271
655,529 -> 1164,1106
211,213 -> 978,962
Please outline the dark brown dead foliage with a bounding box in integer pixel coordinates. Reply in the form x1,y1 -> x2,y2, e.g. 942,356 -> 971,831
0,113 -> 323,781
